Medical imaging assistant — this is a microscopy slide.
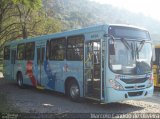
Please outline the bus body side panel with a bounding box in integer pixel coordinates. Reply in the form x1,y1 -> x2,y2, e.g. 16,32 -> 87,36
43,61 -> 84,95
43,61 -> 65,91
63,61 -> 84,97
16,60 -> 32,85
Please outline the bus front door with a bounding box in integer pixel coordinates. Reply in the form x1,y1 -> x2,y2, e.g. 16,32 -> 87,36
36,47 -> 45,88
11,50 -> 16,80
84,40 -> 104,100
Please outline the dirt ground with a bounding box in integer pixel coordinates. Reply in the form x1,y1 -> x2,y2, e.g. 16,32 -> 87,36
0,78 -> 160,114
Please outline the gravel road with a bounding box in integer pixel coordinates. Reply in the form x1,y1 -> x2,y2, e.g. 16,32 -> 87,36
0,78 -> 160,116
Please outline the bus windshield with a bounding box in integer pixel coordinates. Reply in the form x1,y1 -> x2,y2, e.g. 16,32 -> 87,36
109,39 -> 152,75
108,26 -> 150,39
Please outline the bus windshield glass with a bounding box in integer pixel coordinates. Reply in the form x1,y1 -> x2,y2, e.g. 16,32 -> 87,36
108,26 -> 152,75
108,26 -> 150,39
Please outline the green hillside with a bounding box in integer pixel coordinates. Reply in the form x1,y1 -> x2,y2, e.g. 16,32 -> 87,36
43,0 -> 160,44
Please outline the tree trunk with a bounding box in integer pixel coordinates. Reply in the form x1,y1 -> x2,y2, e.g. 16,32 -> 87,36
22,25 -> 28,39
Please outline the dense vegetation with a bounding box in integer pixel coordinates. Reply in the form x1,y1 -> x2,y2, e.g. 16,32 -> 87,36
1,0 -> 160,51
43,0 -> 160,43
0,0 -> 61,50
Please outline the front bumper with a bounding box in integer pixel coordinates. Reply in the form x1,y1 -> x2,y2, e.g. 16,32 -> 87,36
104,86 -> 154,103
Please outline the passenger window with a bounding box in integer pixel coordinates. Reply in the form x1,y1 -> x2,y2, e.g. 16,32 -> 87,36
26,42 -> 35,60
17,43 -> 25,60
67,35 -> 84,61
50,38 -> 65,60
4,46 -> 10,60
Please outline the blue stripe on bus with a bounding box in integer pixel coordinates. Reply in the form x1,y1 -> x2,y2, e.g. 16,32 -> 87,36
44,60 -> 56,89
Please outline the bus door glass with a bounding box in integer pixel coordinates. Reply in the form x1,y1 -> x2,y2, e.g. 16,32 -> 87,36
36,46 -> 45,86
11,49 -> 16,79
84,39 -> 104,100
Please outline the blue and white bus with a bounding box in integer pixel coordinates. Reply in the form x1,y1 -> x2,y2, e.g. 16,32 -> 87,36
3,24 -> 154,103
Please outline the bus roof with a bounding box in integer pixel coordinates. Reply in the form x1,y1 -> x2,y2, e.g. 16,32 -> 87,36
4,24 -> 148,46
5,24 -> 107,46
110,24 -> 148,31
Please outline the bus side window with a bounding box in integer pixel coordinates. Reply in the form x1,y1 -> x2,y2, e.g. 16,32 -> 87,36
50,38 -> 65,61
4,46 -> 10,60
25,42 -> 35,60
67,35 -> 84,61
17,43 -> 25,60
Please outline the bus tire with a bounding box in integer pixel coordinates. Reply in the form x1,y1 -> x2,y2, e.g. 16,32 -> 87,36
68,80 -> 80,102
17,73 -> 24,88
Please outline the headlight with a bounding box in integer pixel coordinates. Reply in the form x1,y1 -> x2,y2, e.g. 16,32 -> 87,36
146,75 -> 153,88
109,79 -> 124,90
146,79 -> 153,88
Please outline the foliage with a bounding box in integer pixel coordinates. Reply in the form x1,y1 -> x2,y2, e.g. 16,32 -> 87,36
0,0 -> 62,50
28,10 -> 61,36
12,0 -> 42,9
43,0 -> 160,43
1,0 -> 160,52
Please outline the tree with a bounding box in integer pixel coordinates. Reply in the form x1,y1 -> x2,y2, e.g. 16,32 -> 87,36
12,0 -> 42,39
0,0 -> 62,50
0,0 -> 18,50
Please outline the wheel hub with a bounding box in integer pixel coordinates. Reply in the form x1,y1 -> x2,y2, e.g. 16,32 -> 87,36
70,85 -> 79,98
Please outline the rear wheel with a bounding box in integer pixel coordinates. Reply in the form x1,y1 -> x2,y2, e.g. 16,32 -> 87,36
17,73 -> 24,88
68,81 -> 80,102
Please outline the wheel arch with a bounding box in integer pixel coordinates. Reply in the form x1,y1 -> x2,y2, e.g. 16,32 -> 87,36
16,71 -> 22,80
64,76 -> 80,95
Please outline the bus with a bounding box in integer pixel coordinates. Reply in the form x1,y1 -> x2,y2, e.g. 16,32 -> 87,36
153,45 -> 160,88
3,24 -> 154,103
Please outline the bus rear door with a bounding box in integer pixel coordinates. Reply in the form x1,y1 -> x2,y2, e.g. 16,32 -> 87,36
10,48 -> 16,80
36,42 -> 45,89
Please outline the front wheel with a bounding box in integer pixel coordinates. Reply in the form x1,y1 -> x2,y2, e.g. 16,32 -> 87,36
68,81 -> 80,102
17,73 -> 24,88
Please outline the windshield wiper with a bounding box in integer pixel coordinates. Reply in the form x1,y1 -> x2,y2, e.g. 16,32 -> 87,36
120,38 -> 131,50
138,40 -> 145,52
120,38 -> 135,59
136,40 -> 145,59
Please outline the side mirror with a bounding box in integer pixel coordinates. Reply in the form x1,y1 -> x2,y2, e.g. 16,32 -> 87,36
109,38 -> 115,55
